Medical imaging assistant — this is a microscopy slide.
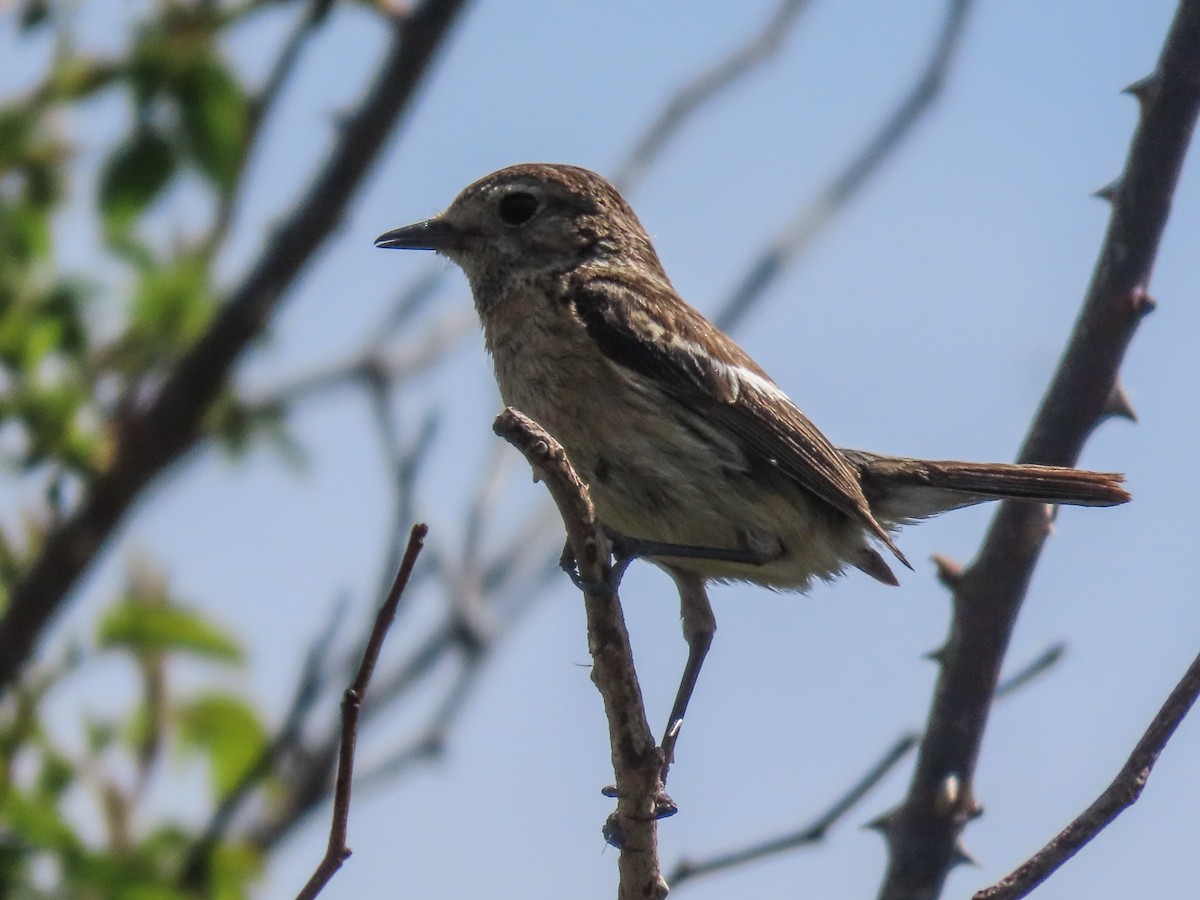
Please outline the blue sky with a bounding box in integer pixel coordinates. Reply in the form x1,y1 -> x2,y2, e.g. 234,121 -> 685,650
5,0 -> 1198,897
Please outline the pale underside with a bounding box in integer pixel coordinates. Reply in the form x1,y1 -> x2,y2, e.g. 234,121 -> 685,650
484,283 -> 874,591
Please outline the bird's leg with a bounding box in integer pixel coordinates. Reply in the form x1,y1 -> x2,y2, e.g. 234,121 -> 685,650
562,528 -> 777,593
660,567 -> 716,787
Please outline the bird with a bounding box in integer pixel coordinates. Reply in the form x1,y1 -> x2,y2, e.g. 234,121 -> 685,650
376,162 -> 1129,769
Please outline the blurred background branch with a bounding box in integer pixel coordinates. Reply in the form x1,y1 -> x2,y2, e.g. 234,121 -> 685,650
0,1 -> 1191,898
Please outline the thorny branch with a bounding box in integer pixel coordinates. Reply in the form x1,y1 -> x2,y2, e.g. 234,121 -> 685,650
239,0 -> 985,864
294,524 -> 428,900
877,2 -> 1200,898
494,408 -> 667,900
974,646 -> 1200,900
2,0 -> 996,879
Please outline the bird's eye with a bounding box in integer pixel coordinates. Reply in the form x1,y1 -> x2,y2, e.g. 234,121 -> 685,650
497,192 -> 540,226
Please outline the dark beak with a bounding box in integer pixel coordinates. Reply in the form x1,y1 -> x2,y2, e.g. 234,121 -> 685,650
375,217 -> 462,251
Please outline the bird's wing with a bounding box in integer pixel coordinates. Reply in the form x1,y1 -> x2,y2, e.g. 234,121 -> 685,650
572,276 -> 907,565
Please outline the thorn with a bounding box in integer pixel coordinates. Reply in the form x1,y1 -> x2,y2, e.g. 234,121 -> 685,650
1131,285 -> 1157,317
923,645 -> 947,665
1103,382 -> 1137,422
1123,72 -> 1161,111
1092,177 -> 1121,204
952,840 -> 979,868
931,554 -> 962,589
865,807 -> 899,837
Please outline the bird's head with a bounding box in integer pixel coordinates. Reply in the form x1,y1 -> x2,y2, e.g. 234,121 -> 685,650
375,163 -> 665,307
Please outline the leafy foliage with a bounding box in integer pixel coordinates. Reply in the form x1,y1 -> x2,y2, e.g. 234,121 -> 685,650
0,566 -> 268,898
0,2 -> 314,895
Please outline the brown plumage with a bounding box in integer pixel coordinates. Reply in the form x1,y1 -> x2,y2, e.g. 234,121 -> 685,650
376,163 -> 1129,764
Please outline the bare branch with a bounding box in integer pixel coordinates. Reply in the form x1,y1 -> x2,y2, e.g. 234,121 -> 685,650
974,646 -> 1200,900
244,310 -> 474,409
206,0 -> 334,255
356,656 -> 483,789
714,0 -> 976,332
294,523 -> 428,900
670,736 -> 917,888
0,0 -> 473,694
493,408 -> 667,900
666,643 -> 1065,890
612,0 -> 815,192
246,578 -> 545,853
993,643 -> 1065,701
877,2 -> 1200,896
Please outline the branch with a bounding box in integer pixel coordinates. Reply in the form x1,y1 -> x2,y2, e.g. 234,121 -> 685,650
669,735 -> 917,888
666,643 -> 1065,890
974,646 -> 1200,900
611,0 -> 815,192
877,2 -> 1200,896
0,0 -> 472,693
243,310 -> 474,410
714,0 -> 975,332
181,596 -> 347,888
294,523 -> 428,900
205,0 -> 333,256
493,408 -> 667,900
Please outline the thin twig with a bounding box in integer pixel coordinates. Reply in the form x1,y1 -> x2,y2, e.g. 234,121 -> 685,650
494,408 -> 667,900
669,736 -> 917,888
714,0 -> 975,332
974,646 -> 1200,900
612,0 -> 815,192
244,311 -> 474,409
205,0 -> 333,256
877,2 -> 1200,896
247,571 -> 549,853
294,523 -> 428,900
667,643 -> 1066,890
993,643 -> 1065,700
356,657 -> 482,789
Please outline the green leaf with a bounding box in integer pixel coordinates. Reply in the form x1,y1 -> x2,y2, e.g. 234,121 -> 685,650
85,718 -> 119,756
50,58 -> 122,101
128,253 -> 213,358
0,197 -> 52,265
97,602 -> 243,663
175,56 -> 246,192
0,107 -> 35,164
98,129 -> 175,234
175,694 -> 266,799
6,381 -> 97,473
209,394 -> 305,468
35,751 -> 76,799
2,789 -> 80,852
209,842 -> 263,900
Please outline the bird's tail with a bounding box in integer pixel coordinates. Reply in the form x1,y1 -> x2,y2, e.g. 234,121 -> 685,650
842,450 -> 1130,524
